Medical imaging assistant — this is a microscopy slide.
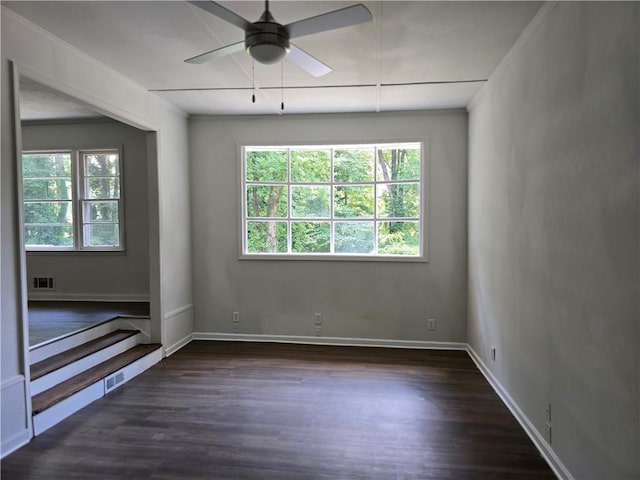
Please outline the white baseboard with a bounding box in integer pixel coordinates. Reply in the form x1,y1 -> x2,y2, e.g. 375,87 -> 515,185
1,428 -> 31,459
27,293 -> 149,302
1,375 -> 32,459
165,333 -> 193,357
192,332 -> 467,350
465,345 -> 572,480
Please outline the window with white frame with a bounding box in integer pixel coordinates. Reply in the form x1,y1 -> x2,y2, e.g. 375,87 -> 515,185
242,142 -> 424,259
22,149 -> 123,251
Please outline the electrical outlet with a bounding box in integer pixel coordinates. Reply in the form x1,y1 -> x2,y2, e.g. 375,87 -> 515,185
315,326 -> 321,337
427,318 -> 436,330
314,313 -> 323,326
490,346 -> 496,362
232,312 -> 240,323
232,322 -> 240,333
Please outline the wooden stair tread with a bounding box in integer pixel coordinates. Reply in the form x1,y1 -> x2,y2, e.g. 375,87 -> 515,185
31,330 -> 140,381
32,343 -> 161,414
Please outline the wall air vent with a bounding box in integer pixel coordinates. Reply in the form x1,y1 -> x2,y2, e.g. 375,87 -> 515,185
104,371 -> 125,394
33,277 -> 55,290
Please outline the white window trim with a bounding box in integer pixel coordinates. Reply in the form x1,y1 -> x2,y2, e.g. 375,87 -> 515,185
239,140 -> 428,262
22,147 -> 125,252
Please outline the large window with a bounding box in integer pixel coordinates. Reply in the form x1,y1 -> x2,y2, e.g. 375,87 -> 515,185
22,149 -> 123,251
242,142 -> 424,259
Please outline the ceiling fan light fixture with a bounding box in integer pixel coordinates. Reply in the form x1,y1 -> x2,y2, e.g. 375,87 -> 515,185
245,30 -> 290,65
248,43 -> 289,64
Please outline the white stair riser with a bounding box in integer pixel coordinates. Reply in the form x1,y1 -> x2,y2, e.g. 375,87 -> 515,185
31,334 -> 141,396
32,349 -> 162,436
30,321 -> 120,365
33,382 -> 103,435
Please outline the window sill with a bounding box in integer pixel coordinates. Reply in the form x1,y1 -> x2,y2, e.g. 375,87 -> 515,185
26,249 -> 126,256
239,253 -> 428,263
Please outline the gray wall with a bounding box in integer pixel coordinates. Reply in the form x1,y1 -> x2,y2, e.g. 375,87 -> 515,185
1,6 -> 191,456
467,2 -> 639,478
22,120 -> 150,301
189,111 -> 467,343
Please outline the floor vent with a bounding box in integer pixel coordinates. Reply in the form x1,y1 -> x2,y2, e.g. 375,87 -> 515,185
104,371 -> 125,393
33,277 -> 55,290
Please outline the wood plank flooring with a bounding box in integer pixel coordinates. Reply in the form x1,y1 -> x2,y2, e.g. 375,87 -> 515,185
2,341 -> 555,479
28,301 -> 150,346
32,344 -> 162,414
31,330 -> 140,381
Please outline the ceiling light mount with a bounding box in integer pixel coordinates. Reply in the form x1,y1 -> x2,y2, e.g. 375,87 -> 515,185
245,3 -> 290,65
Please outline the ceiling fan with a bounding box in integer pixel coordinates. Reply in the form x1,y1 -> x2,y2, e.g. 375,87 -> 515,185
185,1 -> 373,77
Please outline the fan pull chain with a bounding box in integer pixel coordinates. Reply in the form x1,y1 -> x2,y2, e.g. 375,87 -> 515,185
280,60 -> 284,111
252,59 -> 256,103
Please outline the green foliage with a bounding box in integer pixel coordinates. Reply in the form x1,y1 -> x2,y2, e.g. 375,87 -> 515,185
292,222 -> 330,253
334,185 -> 374,218
85,224 -> 119,247
291,150 -> 330,183
291,186 -> 330,218
83,152 -> 121,247
22,151 -> 122,248
246,150 -> 287,182
244,145 -> 422,256
376,147 -> 420,181
246,221 -> 288,253
335,222 -> 374,254
378,221 -> 420,255
334,149 -> 374,182
246,186 -> 288,217
376,183 -> 420,219
22,153 -> 73,247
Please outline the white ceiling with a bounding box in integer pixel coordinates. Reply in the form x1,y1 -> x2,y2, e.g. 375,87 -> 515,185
5,1 -> 542,117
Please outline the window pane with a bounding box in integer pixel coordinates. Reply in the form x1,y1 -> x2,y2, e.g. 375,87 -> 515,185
86,177 -> 120,199
333,149 -> 374,182
333,185 -> 374,218
84,201 -> 119,223
84,153 -> 119,176
378,221 -> 420,256
376,147 -> 421,181
24,201 -> 73,224
291,150 -> 330,183
292,222 -> 330,253
246,150 -> 287,182
335,221 -> 374,254
84,224 -> 120,247
246,221 -> 288,253
376,183 -> 420,218
246,185 -> 288,217
23,179 -> 72,200
22,153 -> 71,178
291,186 -> 330,218
24,225 -> 74,247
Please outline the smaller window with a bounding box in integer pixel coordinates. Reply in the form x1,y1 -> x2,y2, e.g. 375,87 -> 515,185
22,149 -> 124,251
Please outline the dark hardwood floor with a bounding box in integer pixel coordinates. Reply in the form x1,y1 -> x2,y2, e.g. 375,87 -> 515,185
28,301 -> 150,346
2,341 -> 555,479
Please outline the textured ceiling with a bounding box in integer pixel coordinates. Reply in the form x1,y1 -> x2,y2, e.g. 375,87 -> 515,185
5,1 -> 542,117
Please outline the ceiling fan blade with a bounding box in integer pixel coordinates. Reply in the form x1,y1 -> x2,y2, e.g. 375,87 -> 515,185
188,1 -> 253,31
285,4 -> 372,39
185,41 -> 245,64
287,44 -> 332,77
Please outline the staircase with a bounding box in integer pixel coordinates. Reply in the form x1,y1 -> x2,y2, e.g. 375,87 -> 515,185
29,318 -> 162,435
